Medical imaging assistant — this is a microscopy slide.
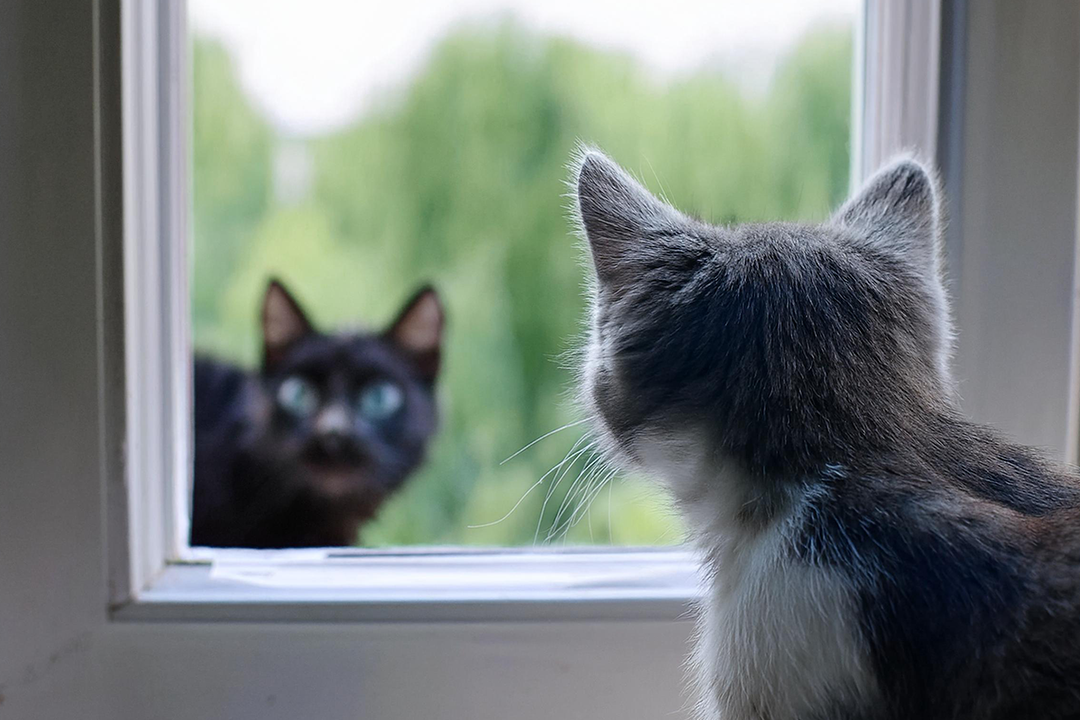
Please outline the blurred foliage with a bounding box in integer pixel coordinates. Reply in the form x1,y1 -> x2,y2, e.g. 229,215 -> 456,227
191,20 -> 852,546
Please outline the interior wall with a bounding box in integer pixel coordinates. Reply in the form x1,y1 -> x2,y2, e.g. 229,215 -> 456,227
0,1 -> 108,717
941,0 -> 1080,459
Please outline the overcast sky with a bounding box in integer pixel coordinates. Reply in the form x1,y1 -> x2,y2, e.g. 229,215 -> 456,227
190,0 -> 857,136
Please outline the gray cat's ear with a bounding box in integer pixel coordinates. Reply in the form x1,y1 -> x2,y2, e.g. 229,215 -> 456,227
833,157 -> 942,271
262,279 -> 314,370
573,147 -> 683,287
387,286 -> 444,382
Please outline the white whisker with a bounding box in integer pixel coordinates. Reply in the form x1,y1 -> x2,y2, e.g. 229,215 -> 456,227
533,433 -> 594,544
547,450 -> 605,539
466,473 -> 548,529
558,467 -> 618,540
567,471 -> 616,533
540,445 -> 595,535
607,478 -> 614,544
546,461 -> 600,543
499,418 -> 587,465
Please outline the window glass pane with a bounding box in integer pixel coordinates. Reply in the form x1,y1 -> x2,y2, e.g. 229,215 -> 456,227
188,0 -> 857,549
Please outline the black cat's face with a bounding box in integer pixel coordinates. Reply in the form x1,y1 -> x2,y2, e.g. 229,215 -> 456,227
257,281 -> 443,509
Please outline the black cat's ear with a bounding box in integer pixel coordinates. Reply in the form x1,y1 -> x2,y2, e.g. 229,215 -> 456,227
387,286 -> 444,382
262,279 -> 314,370
572,146 -> 685,288
833,157 -> 942,273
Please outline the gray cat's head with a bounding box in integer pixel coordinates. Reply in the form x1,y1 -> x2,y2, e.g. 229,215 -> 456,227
572,147 -> 953,479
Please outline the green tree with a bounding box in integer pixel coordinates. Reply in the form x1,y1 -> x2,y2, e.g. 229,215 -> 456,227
190,40 -> 273,356
191,21 -> 853,547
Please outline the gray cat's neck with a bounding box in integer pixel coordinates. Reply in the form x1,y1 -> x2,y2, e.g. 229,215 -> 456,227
636,428 -> 803,554
637,430 -> 876,720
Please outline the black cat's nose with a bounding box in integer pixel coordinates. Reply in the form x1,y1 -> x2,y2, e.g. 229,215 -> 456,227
315,404 -> 351,436
313,405 -> 356,457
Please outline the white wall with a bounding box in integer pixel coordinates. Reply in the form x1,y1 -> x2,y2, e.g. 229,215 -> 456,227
0,1 -> 108,717
942,0 -> 1080,460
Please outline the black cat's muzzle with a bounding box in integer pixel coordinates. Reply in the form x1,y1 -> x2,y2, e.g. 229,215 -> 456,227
304,431 -> 367,469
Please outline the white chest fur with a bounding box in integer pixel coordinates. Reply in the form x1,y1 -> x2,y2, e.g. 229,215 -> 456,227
637,438 -> 876,720
694,525 -> 873,719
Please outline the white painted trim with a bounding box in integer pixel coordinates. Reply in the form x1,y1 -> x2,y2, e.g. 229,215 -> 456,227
941,0 -> 1080,460
164,0 -> 194,567
856,0 -> 1080,461
118,0 -> 706,620
854,0 -> 941,181
850,0 -> 867,191
114,549 -> 701,623
99,0 -> 132,609
1069,133 -> 1080,465
100,618 -> 697,720
118,0 -> 191,600
117,0 -> 901,622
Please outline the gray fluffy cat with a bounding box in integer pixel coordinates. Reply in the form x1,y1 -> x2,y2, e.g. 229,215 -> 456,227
572,147 -> 1080,719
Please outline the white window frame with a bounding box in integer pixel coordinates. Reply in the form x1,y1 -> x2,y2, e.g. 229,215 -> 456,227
5,1 -> 1080,718
111,0 -> 709,622
854,0 -> 1080,464
852,0 -> 941,182
113,0 -> 192,604
116,0 -> 952,624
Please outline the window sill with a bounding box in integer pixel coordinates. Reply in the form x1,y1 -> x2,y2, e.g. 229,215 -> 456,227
111,548 -> 702,623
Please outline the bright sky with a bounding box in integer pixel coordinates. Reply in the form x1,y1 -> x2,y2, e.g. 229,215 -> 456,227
190,0 -> 858,136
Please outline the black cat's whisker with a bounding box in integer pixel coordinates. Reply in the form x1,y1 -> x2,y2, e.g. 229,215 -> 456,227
499,418 -> 588,466
533,434 -> 594,544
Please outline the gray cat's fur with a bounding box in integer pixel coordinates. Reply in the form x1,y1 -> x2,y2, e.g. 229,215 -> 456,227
572,146 -> 1080,719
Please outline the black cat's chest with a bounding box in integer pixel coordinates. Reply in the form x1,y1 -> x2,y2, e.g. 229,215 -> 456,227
192,357 -> 254,436
190,357 -> 263,546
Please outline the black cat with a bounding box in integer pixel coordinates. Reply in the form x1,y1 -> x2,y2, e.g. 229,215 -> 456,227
190,279 -> 443,548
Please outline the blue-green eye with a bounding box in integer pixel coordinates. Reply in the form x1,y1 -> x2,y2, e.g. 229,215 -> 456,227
358,381 -> 403,421
277,376 -> 318,417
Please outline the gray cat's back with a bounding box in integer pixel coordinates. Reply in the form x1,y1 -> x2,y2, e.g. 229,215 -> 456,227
570,146 -> 1080,719
800,431 -> 1080,719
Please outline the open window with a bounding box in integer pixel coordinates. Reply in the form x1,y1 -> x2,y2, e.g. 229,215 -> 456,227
114,0 -> 881,619
185,0 -> 860,548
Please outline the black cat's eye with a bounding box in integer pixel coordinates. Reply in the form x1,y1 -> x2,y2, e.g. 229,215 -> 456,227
277,376 -> 319,417
357,380 -> 403,421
